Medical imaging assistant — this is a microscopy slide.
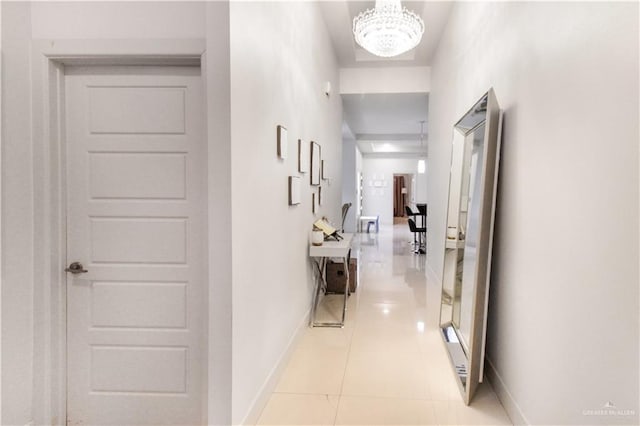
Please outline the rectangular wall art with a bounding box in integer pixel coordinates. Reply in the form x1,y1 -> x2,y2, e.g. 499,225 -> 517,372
277,125 -> 288,159
288,176 -> 301,205
322,160 -> 329,180
310,141 -> 321,185
298,139 -> 309,173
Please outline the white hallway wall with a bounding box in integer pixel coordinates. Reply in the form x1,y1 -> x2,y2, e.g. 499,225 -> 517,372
341,138 -> 362,233
340,66 -> 430,94
361,157 -> 427,226
0,2 -> 3,420
205,3 -> 233,424
355,146 -> 363,223
29,1 -> 205,39
1,3 -> 33,424
230,1 -> 342,423
427,2 -> 638,425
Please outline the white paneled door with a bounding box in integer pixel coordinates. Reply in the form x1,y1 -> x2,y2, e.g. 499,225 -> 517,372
65,66 -> 205,425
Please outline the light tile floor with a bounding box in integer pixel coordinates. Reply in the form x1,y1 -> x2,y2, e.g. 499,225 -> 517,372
256,225 -> 512,426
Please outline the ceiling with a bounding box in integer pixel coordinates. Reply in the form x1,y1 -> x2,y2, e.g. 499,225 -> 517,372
319,1 -> 453,68
320,1 -> 452,157
342,93 -> 429,155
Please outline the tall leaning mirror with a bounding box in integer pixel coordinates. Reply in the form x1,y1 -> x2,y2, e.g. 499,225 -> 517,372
439,89 -> 503,405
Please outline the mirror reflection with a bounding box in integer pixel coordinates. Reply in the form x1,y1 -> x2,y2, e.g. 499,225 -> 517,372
459,123 -> 485,346
439,90 -> 501,405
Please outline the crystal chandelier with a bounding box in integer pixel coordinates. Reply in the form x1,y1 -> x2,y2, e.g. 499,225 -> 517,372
353,0 -> 425,58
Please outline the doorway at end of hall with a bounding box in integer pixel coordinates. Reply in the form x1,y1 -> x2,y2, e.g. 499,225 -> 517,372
393,173 -> 414,225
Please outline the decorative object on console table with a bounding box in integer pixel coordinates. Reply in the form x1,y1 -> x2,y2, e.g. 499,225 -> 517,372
447,226 -> 457,240
277,125 -> 288,159
314,218 -> 343,241
318,186 -> 322,206
298,139 -> 309,173
313,218 -> 336,236
312,226 -> 324,246
312,193 -> 316,214
288,176 -> 301,205
310,141 -> 321,185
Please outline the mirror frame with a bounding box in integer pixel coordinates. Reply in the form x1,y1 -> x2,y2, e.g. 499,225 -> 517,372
439,89 -> 503,405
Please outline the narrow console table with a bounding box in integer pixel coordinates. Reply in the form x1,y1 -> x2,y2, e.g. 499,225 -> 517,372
309,233 -> 353,328
358,216 -> 379,233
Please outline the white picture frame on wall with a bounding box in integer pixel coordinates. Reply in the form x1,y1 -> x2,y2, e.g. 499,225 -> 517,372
277,125 -> 288,159
298,139 -> 309,173
321,160 -> 329,180
288,176 -> 301,205
310,141 -> 321,185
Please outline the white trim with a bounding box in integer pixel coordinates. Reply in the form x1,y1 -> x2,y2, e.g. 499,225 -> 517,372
240,310 -> 311,426
203,4 -> 233,420
426,260 -> 440,286
30,49 -> 67,426
33,38 -> 205,59
0,2 -> 3,421
484,357 -> 529,425
30,38 -> 206,426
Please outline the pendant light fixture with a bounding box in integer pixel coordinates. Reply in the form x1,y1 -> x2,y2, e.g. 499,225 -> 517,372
418,120 -> 426,174
353,0 -> 425,58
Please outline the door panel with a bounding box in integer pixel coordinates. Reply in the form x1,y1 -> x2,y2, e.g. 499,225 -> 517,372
88,86 -> 186,134
90,282 -> 187,329
89,217 -> 187,264
89,153 -> 187,200
65,66 -> 204,425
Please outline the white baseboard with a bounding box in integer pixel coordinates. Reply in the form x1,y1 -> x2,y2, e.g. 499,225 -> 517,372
425,261 -> 440,285
485,357 -> 529,425
428,259 -> 527,425
240,310 -> 310,426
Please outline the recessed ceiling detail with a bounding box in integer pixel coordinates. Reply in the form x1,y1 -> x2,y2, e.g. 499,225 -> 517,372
320,1 -> 453,68
342,93 -> 429,156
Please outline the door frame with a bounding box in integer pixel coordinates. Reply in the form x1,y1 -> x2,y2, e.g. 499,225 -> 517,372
30,39 -> 206,425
